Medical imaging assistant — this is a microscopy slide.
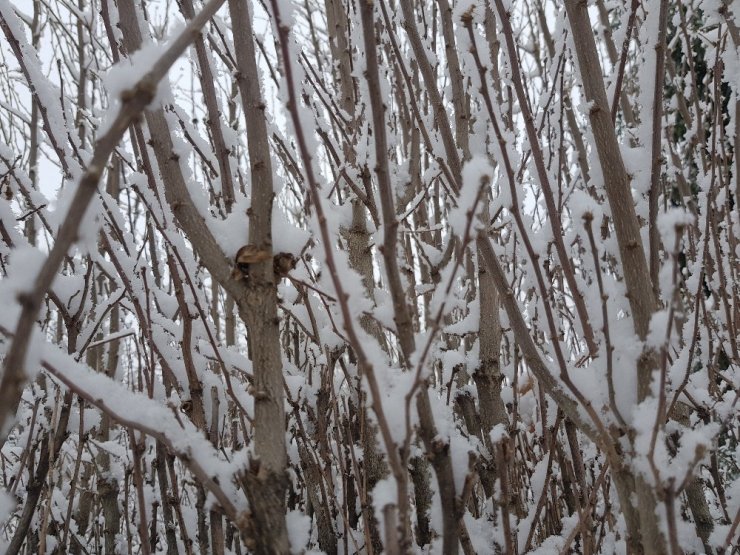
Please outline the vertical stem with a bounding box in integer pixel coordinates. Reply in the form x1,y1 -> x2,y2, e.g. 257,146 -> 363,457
649,0 -> 670,294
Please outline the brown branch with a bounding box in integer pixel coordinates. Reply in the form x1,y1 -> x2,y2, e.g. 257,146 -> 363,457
0,0 -> 227,445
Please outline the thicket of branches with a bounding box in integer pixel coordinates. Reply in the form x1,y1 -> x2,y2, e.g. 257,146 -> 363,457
0,0 -> 738,553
